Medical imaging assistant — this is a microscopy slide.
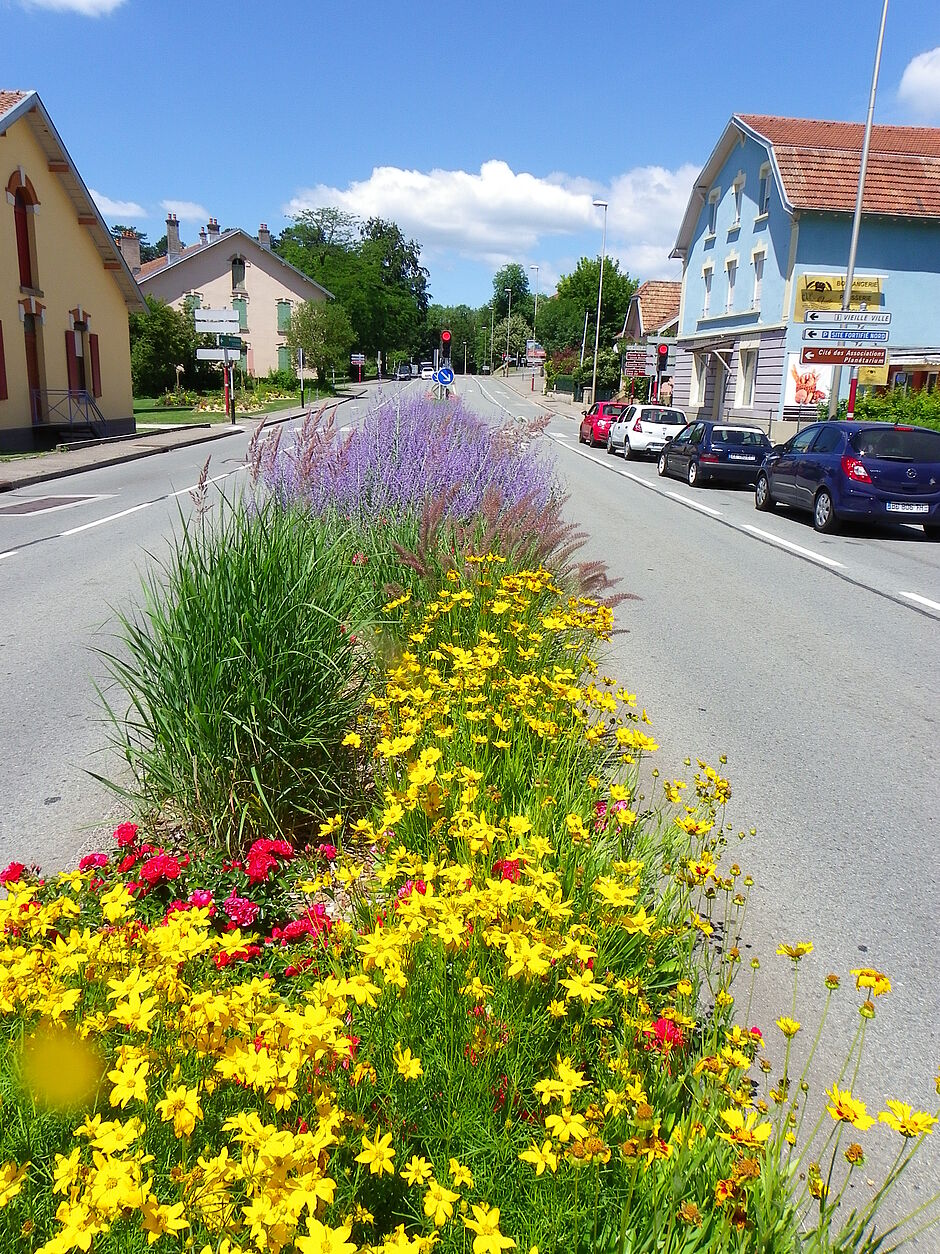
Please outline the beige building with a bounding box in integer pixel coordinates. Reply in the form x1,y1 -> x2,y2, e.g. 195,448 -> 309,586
131,217 -> 331,377
0,89 -> 143,451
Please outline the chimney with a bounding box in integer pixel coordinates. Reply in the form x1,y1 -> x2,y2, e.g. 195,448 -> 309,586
166,212 -> 181,262
207,217 -> 220,240
199,226 -> 208,246
117,229 -> 141,274
258,222 -> 271,250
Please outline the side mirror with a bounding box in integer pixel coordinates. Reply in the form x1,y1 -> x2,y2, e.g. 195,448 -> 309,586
771,444 -> 786,455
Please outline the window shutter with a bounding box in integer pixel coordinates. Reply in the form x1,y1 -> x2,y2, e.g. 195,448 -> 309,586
0,322 -> 7,401
277,301 -> 291,333
65,331 -> 80,391
89,333 -> 102,398
278,344 -> 290,372
233,298 -> 247,330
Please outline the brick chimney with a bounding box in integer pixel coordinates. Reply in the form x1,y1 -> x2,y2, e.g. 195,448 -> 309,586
207,217 -> 221,240
199,226 -> 208,246
117,229 -> 141,274
258,223 -> 271,250
166,212 -> 181,262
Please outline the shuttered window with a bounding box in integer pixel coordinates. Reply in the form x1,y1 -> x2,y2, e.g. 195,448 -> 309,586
232,298 -> 248,330
89,333 -> 102,398
277,344 -> 291,373
277,301 -> 292,333
0,322 -> 8,401
65,331 -> 80,391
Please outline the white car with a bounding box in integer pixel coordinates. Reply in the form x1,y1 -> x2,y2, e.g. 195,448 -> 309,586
607,404 -> 688,459
420,362 -> 434,379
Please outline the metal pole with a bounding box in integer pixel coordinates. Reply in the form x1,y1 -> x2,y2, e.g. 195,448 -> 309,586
505,286 -> 512,374
828,0 -> 888,418
580,309 -> 589,366
591,201 -> 608,407
298,345 -> 304,408
530,264 -> 539,338
463,341 -> 467,375
489,302 -> 495,372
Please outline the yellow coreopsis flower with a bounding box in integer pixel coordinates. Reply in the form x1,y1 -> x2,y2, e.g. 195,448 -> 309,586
716,1107 -> 773,1148
879,1101 -> 937,1138
400,1155 -> 433,1187
776,942 -> 814,961
518,1140 -> 558,1176
341,732 -> 362,748
295,1218 -> 358,1254
850,968 -> 892,997
559,968 -> 606,1005
776,1017 -> 802,1039
155,1084 -> 203,1138
423,1178 -> 460,1226
463,1203 -> 516,1254
545,1108 -> 589,1144
449,1157 -> 474,1188
394,1044 -> 423,1081
826,1085 -> 875,1131
108,1057 -> 149,1109
0,1161 -> 28,1210
356,1126 -> 396,1176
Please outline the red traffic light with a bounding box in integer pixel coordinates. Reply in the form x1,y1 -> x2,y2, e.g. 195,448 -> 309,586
656,343 -> 669,371
441,329 -> 452,346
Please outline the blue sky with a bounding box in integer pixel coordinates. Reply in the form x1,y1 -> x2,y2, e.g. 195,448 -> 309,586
5,0 -> 940,305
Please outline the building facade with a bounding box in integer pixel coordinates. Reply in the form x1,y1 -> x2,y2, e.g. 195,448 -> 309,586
132,219 -> 331,378
0,89 -> 143,451
670,114 -> 940,425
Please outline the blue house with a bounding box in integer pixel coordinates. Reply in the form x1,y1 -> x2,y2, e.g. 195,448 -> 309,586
670,114 -> 940,425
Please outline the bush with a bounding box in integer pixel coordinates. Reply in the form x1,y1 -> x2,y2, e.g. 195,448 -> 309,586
157,389 -> 200,408
97,499 -> 374,851
553,373 -> 577,394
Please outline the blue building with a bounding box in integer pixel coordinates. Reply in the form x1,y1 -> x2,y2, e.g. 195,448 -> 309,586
670,114 -> 940,425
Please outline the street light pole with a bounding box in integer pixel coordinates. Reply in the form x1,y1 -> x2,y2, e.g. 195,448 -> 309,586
489,302 -> 495,372
590,200 -> 608,407
463,341 -> 467,375
505,286 -> 512,375
529,263 -> 539,339
828,0 -> 889,418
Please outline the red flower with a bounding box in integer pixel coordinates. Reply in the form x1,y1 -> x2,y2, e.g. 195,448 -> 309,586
222,890 -> 260,927
79,853 -> 109,872
139,853 -> 181,886
316,843 -> 337,862
112,822 -> 139,848
642,1017 -> 686,1053
118,854 -> 138,874
491,858 -> 523,883
0,862 -> 26,885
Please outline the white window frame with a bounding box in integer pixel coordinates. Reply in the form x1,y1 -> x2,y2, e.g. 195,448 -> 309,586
732,175 -> 745,227
757,163 -> 771,217
689,353 -> 706,407
752,250 -> 765,310
702,266 -> 713,317
735,347 -> 758,408
706,187 -> 720,236
725,257 -> 738,313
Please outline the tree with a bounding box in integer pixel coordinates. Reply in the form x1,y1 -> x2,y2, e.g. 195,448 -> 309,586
491,263 -> 533,323
286,301 -> 356,384
554,257 -> 636,350
426,304 -> 480,370
128,296 -> 198,396
492,313 -> 532,368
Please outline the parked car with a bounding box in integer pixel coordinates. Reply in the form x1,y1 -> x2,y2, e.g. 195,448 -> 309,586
608,404 -> 688,459
420,362 -> 434,380
657,421 -> 772,486
480,363 -> 491,374
578,401 -> 628,447
394,363 -> 411,381
755,421 -> 940,536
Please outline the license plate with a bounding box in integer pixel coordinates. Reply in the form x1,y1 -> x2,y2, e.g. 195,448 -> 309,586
729,454 -> 756,461
886,501 -> 929,514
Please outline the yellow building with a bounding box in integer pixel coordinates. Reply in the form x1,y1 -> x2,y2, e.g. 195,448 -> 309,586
0,89 -> 144,452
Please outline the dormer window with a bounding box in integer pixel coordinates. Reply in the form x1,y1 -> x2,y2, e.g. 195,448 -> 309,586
231,257 -> 246,291
707,189 -> 720,236
757,165 -> 771,216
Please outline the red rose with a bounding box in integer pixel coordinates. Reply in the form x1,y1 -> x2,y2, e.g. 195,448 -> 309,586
0,862 -> 26,885
79,853 -> 109,872
113,823 -> 139,848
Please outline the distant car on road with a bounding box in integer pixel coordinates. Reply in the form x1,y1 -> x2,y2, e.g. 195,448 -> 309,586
755,420 -> 940,536
607,404 -> 687,459
480,363 -> 491,374
657,421 -> 772,487
578,401 -> 628,447
420,362 -> 434,380
394,364 -> 411,381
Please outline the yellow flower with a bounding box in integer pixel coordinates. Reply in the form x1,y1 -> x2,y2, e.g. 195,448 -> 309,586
547,999 -> 567,1019
140,1196 -> 189,1243
776,942 -> 814,961
878,1101 -> 937,1139
155,1084 -> 202,1138
394,1044 -> 423,1081
559,968 -> 606,1005
545,1108 -> 589,1144
0,1162 -> 28,1210
518,1140 -> 557,1176
449,1157 -> 474,1188
108,1057 -> 149,1109
400,1155 -> 433,1186
716,1107 -> 773,1148
356,1126 -> 396,1176
776,1017 -> 802,1039
341,732 -> 362,748
295,1218 -> 358,1254
424,1178 -> 460,1226
826,1085 -> 875,1131
850,968 -> 891,997
463,1203 -> 516,1254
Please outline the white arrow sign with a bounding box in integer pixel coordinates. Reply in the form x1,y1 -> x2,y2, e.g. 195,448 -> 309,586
803,310 -> 891,325
802,328 -> 889,343
197,347 -> 242,361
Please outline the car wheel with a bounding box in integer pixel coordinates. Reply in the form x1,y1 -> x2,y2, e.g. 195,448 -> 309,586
606,434 -> 614,455
657,452 -> 668,477
813,488 -> 837,533
924,524 -> 940,541
687,459 -> 701,488
755,473 -> 775,512
623,439 -> 633,460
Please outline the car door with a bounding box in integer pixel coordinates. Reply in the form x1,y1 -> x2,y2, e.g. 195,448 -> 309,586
799,424 -> 843,507
684,422 -> 707,473
612,405 -> 634,450
666,425 -> 693,473
581,403 -> 598,442
773,426 -> 820,506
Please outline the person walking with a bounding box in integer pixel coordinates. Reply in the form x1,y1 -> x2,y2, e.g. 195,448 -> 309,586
659,377 -> 674,405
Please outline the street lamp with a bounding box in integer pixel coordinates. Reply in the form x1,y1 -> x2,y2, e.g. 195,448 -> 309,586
529,263 -> 539,346
505,286 -> 512,374
489,301 -> 495,372
463,341 -> 467,375
590,200 -> 608,407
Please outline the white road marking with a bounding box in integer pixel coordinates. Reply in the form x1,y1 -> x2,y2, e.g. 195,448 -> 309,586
60,503 -> 152,536
0,549 -> 17,560
666,491 -> 722,518
898,591 -> 940,614
743,524 -> 845,569
170,468 -> 245,499
617,469 -> 647,485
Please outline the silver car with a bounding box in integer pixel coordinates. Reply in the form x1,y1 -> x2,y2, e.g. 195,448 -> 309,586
607,404 -> 688,459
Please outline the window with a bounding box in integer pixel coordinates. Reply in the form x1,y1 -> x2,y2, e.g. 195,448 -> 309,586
736,348 -> 758,408
707,189 -> 720,236
702,268 -> 713,317
810,426 -> 843,455
752,253 -> 765,309
790,427 -> 819,453
232,297 -> 248,330
757,166 -> 771,216
182,293 -> 202,316
726,259 -> 737,312
277,301 -> 292,334
689,355 -> 706,407
690,423 -> 706,445
14,189 -> 34,288
231,257 -> 246,290
277,344 -> 292,373
732,178 -> 744,226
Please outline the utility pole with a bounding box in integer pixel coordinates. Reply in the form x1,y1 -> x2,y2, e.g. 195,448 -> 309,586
828,0 -> 888,419
489,302 -> 495,372
591,201 -> 608,408
505,286 -> 512,375
463,341 -> 467,375
580,309 -> 589,366
298,345 -> 304,408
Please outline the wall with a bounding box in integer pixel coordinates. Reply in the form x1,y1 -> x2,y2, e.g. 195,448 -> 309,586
141,238 -> 327,376
0,113 -> 134,446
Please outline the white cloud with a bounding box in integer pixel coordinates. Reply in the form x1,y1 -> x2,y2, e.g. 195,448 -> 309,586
89,189 -> 145,219
899,47 -> 940,118
161,199 -> 209,222
18,0 -> 127,14
284,157 -> 695,280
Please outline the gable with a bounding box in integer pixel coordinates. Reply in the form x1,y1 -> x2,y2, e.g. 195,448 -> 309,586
137,230 -> 332,301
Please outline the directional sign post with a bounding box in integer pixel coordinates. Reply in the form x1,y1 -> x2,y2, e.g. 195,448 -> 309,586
194,310 -> 242,422
800,346 -> 887,367
802,328 -> 889,343
804,309 -> 891,326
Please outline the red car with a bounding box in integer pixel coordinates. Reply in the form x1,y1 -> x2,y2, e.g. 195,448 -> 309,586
579,401 -> 627,447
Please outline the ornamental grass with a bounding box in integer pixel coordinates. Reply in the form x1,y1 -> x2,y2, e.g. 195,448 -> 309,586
1,561 -> 936,1253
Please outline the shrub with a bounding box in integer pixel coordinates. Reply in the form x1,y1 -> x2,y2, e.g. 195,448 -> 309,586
97,499 -> 374,851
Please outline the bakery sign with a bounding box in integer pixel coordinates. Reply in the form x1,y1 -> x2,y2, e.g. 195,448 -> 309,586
793,274 -> 883,323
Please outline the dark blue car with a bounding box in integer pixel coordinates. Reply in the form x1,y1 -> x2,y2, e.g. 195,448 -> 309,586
755,421 -> 940,538
657,420 -> 772,486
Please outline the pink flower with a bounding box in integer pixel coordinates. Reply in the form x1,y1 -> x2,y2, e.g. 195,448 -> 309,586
351,551 -> 369,566
222,890 -> 260,927
0,862 -> 26,885
642,1017 -> 686,1053
139,853 -> 181,886
491,858 -> 523,883
113,822 -> 139,848
316,843 -> 337,862
79,853 -> 109,871
189,889 -> 214,908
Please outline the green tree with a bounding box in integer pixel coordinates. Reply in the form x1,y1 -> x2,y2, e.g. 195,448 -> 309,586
554,257 -> 636,351
492,313 -> 532,368
426,304 -> 480,371
128,296 -> 197,396
492,263 -> 533,323
286,301 -> 356,384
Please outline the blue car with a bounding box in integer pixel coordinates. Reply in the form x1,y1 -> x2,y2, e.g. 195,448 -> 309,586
657,421 -> 772,486
755,421 -> 940,538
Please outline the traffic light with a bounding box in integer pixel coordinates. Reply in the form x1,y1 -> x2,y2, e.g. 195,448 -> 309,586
440,329 -> 452,360
656,342 -> 669,373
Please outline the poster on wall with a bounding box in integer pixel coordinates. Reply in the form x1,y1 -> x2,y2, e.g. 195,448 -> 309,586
785,353 -> 832,406
793,274 -> 883,323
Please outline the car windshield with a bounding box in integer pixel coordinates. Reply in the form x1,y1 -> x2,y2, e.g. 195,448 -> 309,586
850,426 -> 940,462
712,427 -> 769,446
645,409 -> 685,425
603,405 -> 626,418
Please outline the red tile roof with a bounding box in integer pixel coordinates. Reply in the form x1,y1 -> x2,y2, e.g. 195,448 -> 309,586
136,241 -> 207,278
633,280 -> 681,333
0,90 -> 29,124
738,114 -> 940,218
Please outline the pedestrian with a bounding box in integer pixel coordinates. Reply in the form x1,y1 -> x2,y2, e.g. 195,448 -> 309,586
659,377 -> 674,405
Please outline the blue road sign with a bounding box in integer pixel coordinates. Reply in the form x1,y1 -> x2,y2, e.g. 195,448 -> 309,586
801,329 -> 889,343
437,365 -> 455,386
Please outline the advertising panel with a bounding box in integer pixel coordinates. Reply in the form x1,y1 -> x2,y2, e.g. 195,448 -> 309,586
785,352 -> 832,406
793,274 -> 883,324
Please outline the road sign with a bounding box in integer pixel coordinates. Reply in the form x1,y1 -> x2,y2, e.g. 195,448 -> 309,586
197,347 -> 242,361
194,309 -> 239,333
218,334 -> 242,349
436,365 -> 454,386
621,347 -> 647,378
804,310 -> 891,325
801,328 -> 889,343
350,353 -> 366,364
800,347 -> 887,366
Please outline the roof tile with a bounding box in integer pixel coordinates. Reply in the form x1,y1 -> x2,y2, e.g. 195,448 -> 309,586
0,90 -> 29,124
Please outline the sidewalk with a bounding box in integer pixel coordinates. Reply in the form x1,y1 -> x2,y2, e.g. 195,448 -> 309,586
0,391 -> 368,494
498,372 -> 584,421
